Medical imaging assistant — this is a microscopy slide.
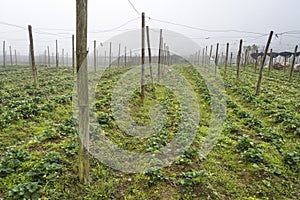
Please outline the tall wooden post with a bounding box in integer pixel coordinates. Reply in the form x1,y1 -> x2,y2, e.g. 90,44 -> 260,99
236,39 -> 243,79
2,41 -> 5,67
146,26 -> 154,87
202,48 -> 205,66
76,0 -> 89,185
109,42 -> 112,69
124,46 -> 127,67
56,40 -> 59,67
254,49 -> 258,73
158,29 -> 163,82
224,43 -> 229,78
62,49 -> 64,66
28,25 -> 39,88
47,46 -> 50,66
209,45 -> 213,68
256,31 -> 273,96
230,52 -> 233,66
94,40 -> 96,72
117,43 -> 121,67
9,46 -> 13,66
289,45 -> 298,80
215,43 -> 219,75
140,12 -> 145,99
104,50 -> 107,66
72,34 -> 75,73
14,50 -> 18,66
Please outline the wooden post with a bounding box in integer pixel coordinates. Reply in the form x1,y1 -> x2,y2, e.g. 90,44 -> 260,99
76,0 -> 89,185
44,50 -> 47,66
224,43 -> 229,78
140,12 -> 145,99
2,41 -> 5,67
158,29 -> 163,82
215,43 -> 219,75
62,48 -> 64,67
9,46 -> 13,66
268,49 -> 273,75
146,26 -> 154,88
56,40 -> 59,67
209,45 -> 213,69
289,45 -> 298,80
109,42 -> 112,69
117,43 -> 121,67
124,46 -> 127,67
72,35 -> 75,73
47,46 -> 50,67
244,48 -> 248,70
14,49 -> 18,66
94,40 -> 96,72
254,49 -> 258,73
230,52 -> 233,66
256,31 -> 273,96
236,39 -> 243,79
202,47 -> 205,66
28,25 -> 39,88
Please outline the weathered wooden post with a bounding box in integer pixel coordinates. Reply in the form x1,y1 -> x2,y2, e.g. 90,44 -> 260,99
140,12 -> 145,100
72,34 -> 75,73
9,46 -> 13,66
47,46 -> 50,67
158,29 -> 163,82
76,0 -> 90,185
215,43 -> 219,75
109,42 -> 112,69
28,25 -> 39,88
56,40 -> 59,67
254,49 -> 258,73
117,43 -> 121,67
236,39 -> 243,79
256,31 -> 273,96
289,45 -> 298,80
62,48 -> 64,67
14,49 -> 18,66
2,41 -> 5,67
224,43 -> 229,78
94,40 -> 96,72
124,46 -> 127,67
146,26 -> 154,88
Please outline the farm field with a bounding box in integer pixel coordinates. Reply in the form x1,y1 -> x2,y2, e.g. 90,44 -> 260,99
0,64 -> 299,199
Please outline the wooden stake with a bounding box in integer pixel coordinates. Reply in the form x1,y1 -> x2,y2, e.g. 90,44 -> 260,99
256,31 -> 273,96
140,12 -> 145,99
2,41 -> 5,67
28,25 -> 39,88
62,49 -> 64,66
94,40 -> 96,72
289,45 -> 298,80
158,29 -> 163,82
72,34 -> 75,73
9,46 -> 13,66
109,42 -> 112,69
76,0 -> 89,185
224,43 -> 229,78
146,26 -> 154,88
254,49 -> 258,73
117,43 -> 121,67
215,43 -> 219,75
124,46 -> 127,67
56,40 -> 59,67
47,46 -> 50,67
14,49 -> 18,66
236,39 -> 243,79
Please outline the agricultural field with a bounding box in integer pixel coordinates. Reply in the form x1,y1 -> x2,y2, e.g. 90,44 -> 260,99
0,63 -> 299,199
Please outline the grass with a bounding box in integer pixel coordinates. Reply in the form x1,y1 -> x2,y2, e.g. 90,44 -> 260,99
0,64 -> 299,199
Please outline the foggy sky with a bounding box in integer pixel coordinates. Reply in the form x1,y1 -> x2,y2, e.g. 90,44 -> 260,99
1,0 -> 300,56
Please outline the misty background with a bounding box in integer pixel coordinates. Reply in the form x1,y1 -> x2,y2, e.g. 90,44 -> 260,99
1,0 -> 300,65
